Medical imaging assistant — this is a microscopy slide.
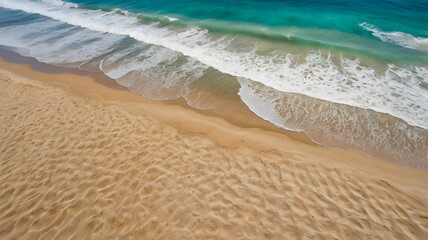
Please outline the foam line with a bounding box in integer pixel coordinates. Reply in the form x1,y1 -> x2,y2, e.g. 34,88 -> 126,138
360,22 -> 428,52
1,0 -> 428,130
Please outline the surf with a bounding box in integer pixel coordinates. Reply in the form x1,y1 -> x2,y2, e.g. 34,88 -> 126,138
1,0 -> 427,130
360,22 -> 428,52
0,0 -> 428,168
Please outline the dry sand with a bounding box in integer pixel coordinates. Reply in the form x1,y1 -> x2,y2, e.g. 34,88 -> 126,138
0,59 -> 428,239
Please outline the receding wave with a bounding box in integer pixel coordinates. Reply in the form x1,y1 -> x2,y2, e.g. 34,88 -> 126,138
1,0 -> 427,130
360,22 -> 428,52
0,1 -> 427,168
238,78 -> 428,169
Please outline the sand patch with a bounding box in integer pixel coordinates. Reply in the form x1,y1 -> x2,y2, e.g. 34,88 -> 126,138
0,72 -> 427,239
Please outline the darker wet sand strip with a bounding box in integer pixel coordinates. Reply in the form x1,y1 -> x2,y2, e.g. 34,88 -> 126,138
0,57 -> 428,239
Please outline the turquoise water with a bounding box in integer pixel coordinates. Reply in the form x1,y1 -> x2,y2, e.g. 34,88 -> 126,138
73,0 -> 428,36
71,0 -> 428,58
0,0 -> 427,168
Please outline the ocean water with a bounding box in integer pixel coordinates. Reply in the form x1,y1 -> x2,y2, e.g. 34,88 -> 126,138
0,0 -> 427,168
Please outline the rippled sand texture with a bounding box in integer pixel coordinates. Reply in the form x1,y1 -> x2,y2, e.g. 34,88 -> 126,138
0,73 -> 427,240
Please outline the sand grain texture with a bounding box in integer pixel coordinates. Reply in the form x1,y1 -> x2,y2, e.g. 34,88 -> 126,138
0,72 -> 428,239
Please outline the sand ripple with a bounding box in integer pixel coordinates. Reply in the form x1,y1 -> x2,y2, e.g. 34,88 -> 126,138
0,74 -> 427,239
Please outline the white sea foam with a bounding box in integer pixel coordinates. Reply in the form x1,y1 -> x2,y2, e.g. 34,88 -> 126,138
101,45 -> 207,99
360,22 -> 428,52
238,78 -> 428,169
0,19 -> 125,65
39,0 -> 78,8
0,10 -> 206,99
1,0 -> 428,130
167,17 -> 178,22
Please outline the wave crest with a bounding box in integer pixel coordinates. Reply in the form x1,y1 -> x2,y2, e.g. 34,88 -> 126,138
360,22 -> 428,52
38,0 -> 78,8
1,0 -> 428,131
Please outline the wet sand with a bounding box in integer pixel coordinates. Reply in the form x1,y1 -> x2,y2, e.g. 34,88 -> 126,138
0,57 -> 428,239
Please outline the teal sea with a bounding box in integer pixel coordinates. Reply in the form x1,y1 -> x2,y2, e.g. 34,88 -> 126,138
0,0 -> 427,168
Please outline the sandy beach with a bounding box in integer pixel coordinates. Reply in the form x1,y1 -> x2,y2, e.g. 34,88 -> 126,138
1,56 -> 428,239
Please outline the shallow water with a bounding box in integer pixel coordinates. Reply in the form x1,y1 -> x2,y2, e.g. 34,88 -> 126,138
0,0 -> 427,168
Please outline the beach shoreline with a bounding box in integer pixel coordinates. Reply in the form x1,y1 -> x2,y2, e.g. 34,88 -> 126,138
1,54 -> 428,239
